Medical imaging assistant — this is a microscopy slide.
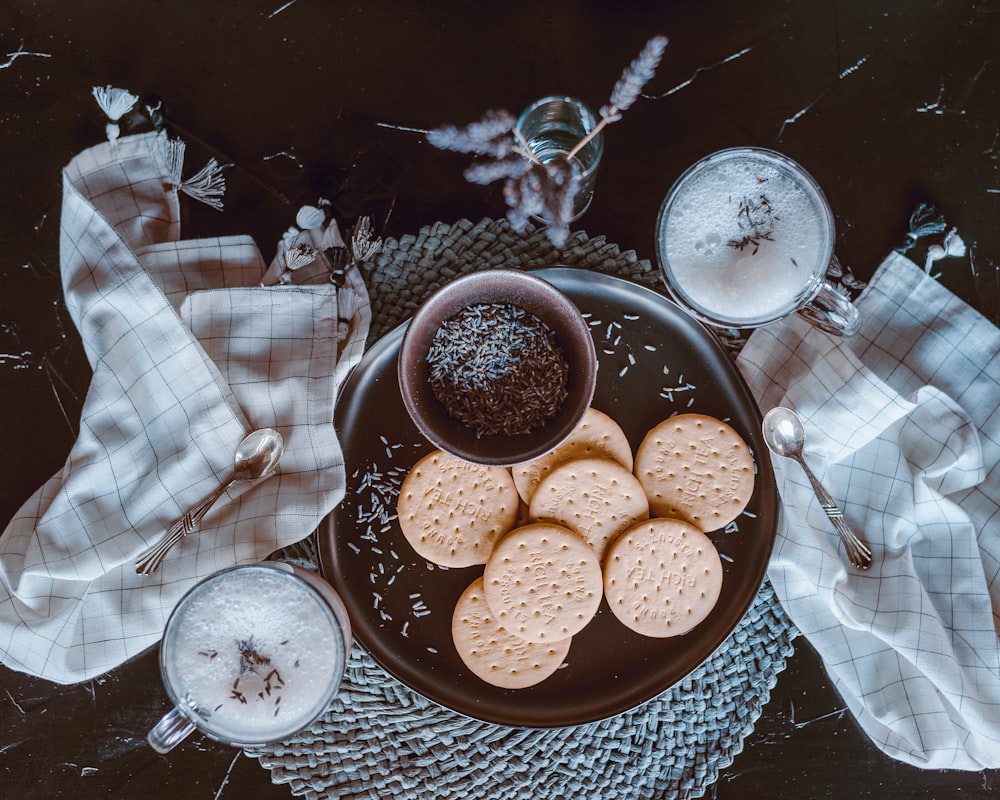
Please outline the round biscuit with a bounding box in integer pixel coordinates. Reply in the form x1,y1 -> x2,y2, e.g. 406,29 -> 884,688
397,449 -> 518,567
512,407 -> 633,503
528,457 -> 649,562
634,413 -> 754,530
603,518 -> 723,638
483,523 -> 602,643
452,577 -> 571,689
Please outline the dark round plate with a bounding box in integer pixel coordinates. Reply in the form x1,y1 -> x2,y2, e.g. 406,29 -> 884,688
318,268 -> 777,727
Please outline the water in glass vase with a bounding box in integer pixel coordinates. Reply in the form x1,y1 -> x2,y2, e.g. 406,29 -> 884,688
516,96 -> 604,220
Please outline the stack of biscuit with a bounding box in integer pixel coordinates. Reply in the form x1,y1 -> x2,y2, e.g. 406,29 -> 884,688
396,408 -> 756,689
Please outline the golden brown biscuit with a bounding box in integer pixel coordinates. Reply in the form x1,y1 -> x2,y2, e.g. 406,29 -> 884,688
528,457 -> 649,562
452,577 -> 571,689
483,523 -> 602,643
512,407 -> 633,504
603,518 -> 723,638
634,413 -> 754,530
397,449 -> 519,567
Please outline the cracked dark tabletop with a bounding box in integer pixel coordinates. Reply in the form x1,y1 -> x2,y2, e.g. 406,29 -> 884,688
1,1 -> 999,798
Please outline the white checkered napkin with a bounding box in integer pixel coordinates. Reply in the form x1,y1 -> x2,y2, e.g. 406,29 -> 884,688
0,132 -> 370,683
737,251 -> 1000,770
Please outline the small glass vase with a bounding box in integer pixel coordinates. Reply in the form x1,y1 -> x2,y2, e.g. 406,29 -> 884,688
515,95 -> 605,221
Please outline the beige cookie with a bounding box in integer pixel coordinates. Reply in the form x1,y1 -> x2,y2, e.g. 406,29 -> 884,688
397,449 -> 518,567
483,523 -> 602,643
512,407 -> 633,504
528,457 -> 649,562
634,413 -> 754,530
604,518 -> 723,638
452,577 -> 571,689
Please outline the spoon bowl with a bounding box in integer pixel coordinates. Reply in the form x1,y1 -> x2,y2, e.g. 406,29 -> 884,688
762,407 -> 872,570
135,428 -> 285,575
760,406 -> 807,459
233,427 -> 285,480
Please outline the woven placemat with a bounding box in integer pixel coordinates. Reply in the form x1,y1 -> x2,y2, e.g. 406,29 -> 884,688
251,217 -> 800,800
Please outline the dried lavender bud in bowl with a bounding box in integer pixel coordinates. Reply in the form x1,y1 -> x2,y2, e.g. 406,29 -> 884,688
398,269 -> 597,467
427,302 -> 570,438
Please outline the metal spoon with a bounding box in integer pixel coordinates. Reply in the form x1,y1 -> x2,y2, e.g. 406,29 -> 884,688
761,407 -> 872,570
135,428 -> 285,575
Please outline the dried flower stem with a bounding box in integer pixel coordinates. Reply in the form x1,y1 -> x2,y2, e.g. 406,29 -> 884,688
565,118 -> 606,163
427,33 -> 667,247
512,126 -> 543,165
566,35 -> 668,161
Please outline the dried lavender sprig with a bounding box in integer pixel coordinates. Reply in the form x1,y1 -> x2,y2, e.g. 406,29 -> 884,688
535,157 -> 577,247
503,159 -> 578,247
602,35 -> 669,122
463,154 -> 531,186
567,34 -> 668,160
504,166 -> 547,233
426,109 -> 519,158
428,37 -> 667,248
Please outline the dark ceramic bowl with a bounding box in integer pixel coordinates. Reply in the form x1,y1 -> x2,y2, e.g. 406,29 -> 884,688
398,269 -> 597,467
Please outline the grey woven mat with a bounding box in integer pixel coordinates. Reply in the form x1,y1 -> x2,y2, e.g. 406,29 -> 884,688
251,217 -> 800,800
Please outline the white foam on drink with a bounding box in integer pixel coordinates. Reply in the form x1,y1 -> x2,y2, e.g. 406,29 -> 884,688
163,567 -> 345,744
660,153 -> 831,327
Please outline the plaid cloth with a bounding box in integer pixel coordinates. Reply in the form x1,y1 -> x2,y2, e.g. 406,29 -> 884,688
737,250 -> 1000,770
0,131 -> 370,683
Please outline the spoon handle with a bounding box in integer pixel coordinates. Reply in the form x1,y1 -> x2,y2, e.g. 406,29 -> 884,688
135,472 -> 236,575
793,455 -> 873,570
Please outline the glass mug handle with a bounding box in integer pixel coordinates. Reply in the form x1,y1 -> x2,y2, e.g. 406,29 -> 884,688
148,706 -> 198,754
795,257 -> 862,336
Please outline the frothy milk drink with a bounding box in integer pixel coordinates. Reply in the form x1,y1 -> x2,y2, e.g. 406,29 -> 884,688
656,148 -> 834,328
158,564 -> 349,747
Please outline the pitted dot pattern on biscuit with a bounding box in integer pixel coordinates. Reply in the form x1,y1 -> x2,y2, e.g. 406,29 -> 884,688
397,449 -> 518,567
603,518 -> 723,638
512,407 -> 633,503
634,414 -> 754,529
528,457 -> 649,562
483,523 -> 602,643
451,577 -> 571,689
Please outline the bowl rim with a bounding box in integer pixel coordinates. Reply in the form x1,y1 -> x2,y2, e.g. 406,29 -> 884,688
397,268 -> 597,467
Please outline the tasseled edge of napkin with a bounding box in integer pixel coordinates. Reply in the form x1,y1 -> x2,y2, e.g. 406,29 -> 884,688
93,85 -> 227,211
90,83 -> 382,328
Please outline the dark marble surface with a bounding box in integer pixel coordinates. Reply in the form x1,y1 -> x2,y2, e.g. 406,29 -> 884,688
2,1 -> 999,797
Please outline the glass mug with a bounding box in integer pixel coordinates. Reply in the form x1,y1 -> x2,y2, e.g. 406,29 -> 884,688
515,95 -> 605,220
655,147 -> 861,335
148,563 -> 351,753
